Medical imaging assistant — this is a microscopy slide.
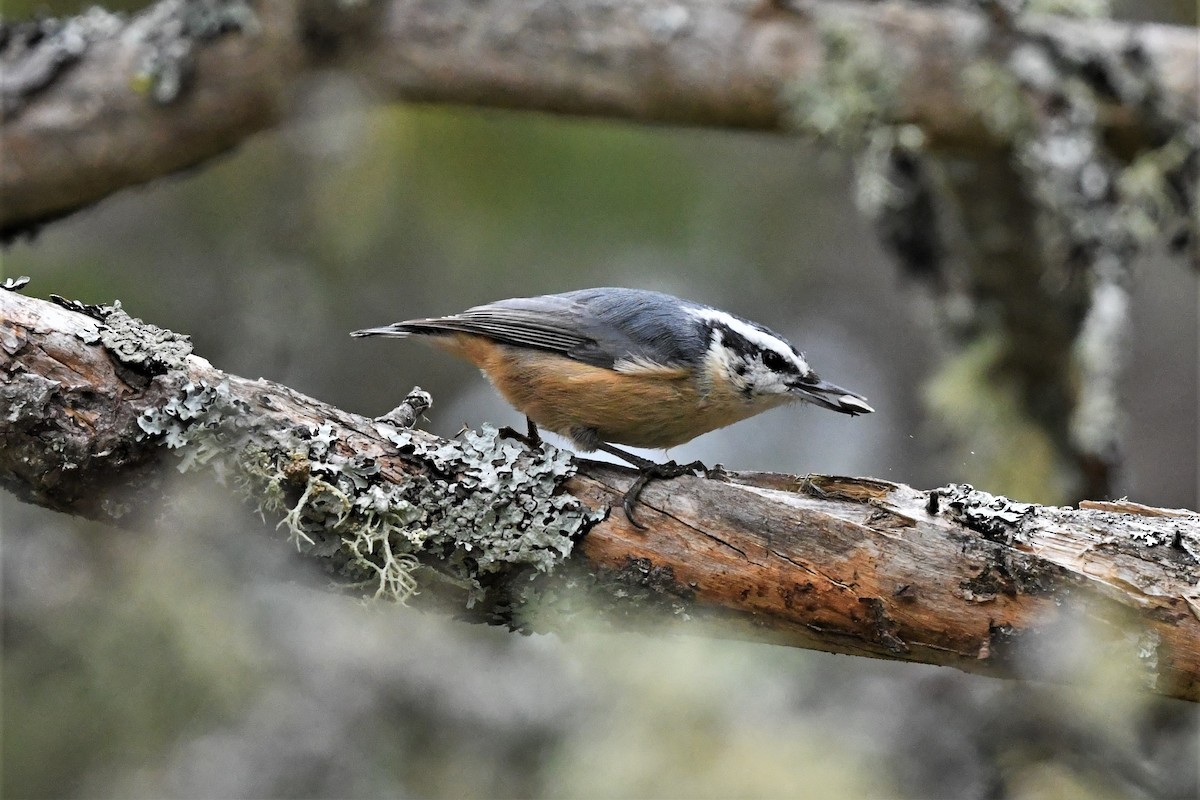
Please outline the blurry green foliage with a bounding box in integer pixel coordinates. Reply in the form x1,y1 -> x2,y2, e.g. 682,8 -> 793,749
925,333 -> 1071,504
3,517 -> 264,797
1029,0 -> 1112,17
4,0 -> 152,18
303,105 -> 704,279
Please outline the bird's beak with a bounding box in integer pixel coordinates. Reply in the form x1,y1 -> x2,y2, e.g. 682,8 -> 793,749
789,378 -> 874,416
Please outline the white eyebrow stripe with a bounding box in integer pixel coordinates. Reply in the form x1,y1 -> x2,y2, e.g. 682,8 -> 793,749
688,308 -> 809,374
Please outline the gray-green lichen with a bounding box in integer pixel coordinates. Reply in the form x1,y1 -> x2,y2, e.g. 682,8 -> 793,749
51,296 -> 193,374
132,0 -> 260,104
1026,0 -> 1111,18
819,0 -> 1197,506
783,15 -> 941,278
937,483 -> 1074,603
996,11 -> 1198,268
998,23 -> 1197,491
961,0 -> 1200,270
0,7 -> 124,120
961,60 -> 1033,142
782,20 -> 899,147
936,483 -> 1037,543
137,381 -> 602,604
98,303 -> 194,373
854,125 -> 942,280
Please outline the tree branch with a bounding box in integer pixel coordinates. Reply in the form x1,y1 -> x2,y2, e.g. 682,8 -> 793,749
0,0 -> 305,238
3,287 -> 1198,700
2,0 -> 1196,237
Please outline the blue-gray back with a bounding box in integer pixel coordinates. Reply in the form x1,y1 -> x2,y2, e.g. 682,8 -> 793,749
394,288 -> 714,370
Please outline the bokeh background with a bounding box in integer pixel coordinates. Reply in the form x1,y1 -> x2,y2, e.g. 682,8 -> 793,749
3,1 -> 1198,798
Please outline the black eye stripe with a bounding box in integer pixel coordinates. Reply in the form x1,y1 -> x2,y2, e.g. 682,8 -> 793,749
762,350 -> 790,372
710,321 -> 801,375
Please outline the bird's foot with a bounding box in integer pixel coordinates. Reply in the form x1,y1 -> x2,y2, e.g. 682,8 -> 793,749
622,459 -> 708,530
499,417 -> 544,450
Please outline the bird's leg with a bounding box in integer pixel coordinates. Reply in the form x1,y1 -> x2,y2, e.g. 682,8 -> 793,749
499,416 -> 543,449
526,416 -> 543,446
593,443 -> 708,529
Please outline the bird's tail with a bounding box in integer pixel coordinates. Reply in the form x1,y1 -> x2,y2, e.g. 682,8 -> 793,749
350,319 -> 450,338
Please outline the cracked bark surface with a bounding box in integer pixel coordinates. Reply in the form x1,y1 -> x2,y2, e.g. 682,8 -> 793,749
4,288 -> 1199,701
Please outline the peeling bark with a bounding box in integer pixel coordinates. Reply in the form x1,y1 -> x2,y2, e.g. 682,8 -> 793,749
3,288 -> 1198,701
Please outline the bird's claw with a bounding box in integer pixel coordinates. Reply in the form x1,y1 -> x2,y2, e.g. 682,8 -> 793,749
622,459 -> 709,530
499,417 -> 544,450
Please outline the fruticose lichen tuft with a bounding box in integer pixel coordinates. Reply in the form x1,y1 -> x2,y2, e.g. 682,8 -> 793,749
137,382 -> 601,604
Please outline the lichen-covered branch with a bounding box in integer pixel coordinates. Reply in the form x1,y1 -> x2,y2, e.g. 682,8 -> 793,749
0,0 -> 309,240
1,0 -> 1196,237
0,287 -> 599,607
3,287 -> 1199,700
848,0 -> 1197,504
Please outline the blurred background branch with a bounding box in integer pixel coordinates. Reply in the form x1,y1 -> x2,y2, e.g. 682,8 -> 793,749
2,0 -> 1196,235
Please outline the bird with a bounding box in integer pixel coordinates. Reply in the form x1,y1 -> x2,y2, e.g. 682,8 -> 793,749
352,287 -> 873,527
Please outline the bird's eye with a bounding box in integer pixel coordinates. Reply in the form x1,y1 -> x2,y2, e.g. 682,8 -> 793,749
761,350 -> 790,372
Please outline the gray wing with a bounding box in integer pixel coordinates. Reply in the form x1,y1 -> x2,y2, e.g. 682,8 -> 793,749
361,288 -> 710,370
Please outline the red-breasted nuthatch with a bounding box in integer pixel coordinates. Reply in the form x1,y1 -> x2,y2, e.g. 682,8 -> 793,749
353,287 -> 873,526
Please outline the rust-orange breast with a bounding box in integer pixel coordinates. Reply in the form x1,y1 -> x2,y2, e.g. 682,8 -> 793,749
435,333 -> 783,450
